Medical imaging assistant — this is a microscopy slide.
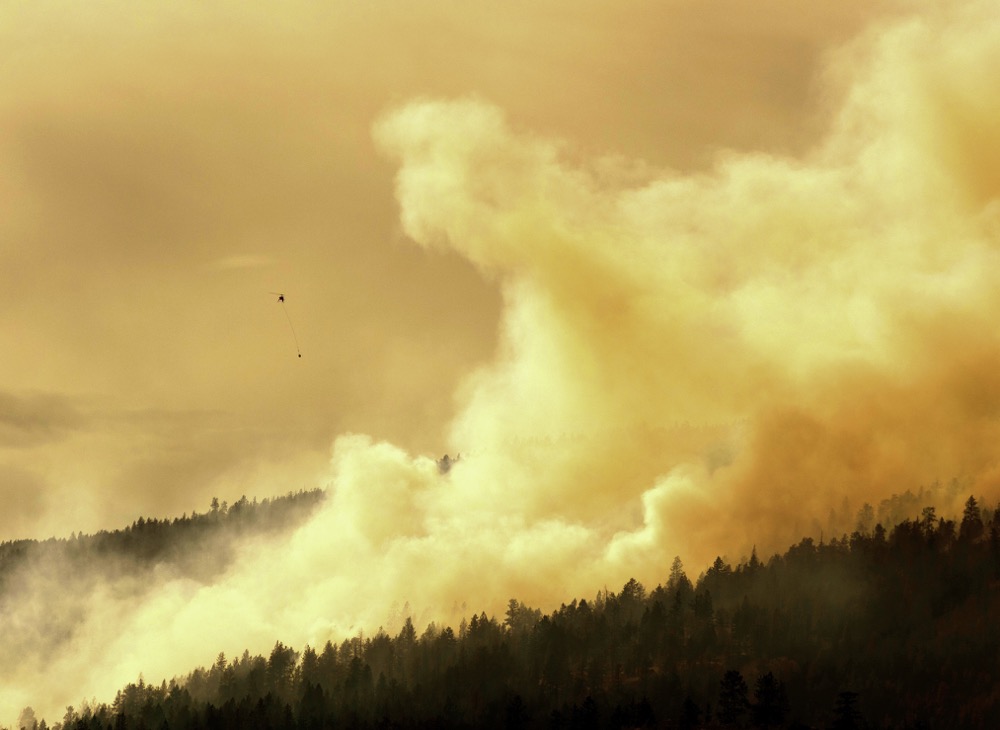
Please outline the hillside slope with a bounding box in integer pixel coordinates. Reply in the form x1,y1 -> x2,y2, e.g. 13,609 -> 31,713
25,496 -> 1000,730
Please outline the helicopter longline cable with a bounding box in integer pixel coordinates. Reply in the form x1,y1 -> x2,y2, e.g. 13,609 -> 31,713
270,292 -> 302,358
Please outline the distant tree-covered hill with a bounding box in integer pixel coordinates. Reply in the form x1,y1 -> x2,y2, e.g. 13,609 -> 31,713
0,489 -> 325,590
0,489 -> 325,676
32,495 -> 1000,730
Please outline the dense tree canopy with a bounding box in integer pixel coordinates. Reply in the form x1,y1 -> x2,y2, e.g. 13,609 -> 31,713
0,490 -> 324,590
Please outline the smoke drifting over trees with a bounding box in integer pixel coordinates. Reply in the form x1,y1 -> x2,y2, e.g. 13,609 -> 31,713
3,0 -> 1000,726
23,497 -> 1000,728
0,492 -> 324,726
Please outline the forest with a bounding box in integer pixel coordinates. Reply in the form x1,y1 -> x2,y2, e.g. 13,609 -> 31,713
0,489 -> 325,590
12,491 -> 999,730
0,487 -> 325,673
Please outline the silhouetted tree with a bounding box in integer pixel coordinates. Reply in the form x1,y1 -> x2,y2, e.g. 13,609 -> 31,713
752,672 -> 789,728
679,695 -> 701,730
856,503 -> 875,535
17,706 -> 37,730
719,670 -> 750,726
960,495 -> 984,543
830,691 -> 864,730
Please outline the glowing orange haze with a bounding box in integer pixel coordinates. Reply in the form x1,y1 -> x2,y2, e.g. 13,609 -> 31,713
3,0 -> 1000,724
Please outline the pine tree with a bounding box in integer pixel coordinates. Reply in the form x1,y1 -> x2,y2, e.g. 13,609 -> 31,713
752,672 -> 789,728
718,670 -> 749,726
960,495 -> 984,543
831,691 -> 864,730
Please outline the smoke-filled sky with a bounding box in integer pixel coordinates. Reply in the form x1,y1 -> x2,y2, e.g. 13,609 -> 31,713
4,0 -> 1000,722
1,0 -> 902,539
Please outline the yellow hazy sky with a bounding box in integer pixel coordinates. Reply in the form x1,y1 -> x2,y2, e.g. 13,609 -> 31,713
8,0 -> 1000,722
2,0 -> 901,538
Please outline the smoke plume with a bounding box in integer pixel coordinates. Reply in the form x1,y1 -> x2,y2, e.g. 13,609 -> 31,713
5,1 -> 1000,724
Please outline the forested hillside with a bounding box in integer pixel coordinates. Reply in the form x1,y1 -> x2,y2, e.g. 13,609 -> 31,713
0,490 -> 324,589
26,495 -> 1000,730
0,489 -> 325,678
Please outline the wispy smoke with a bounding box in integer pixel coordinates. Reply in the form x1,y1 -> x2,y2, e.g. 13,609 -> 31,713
0,391 -> 83,449
6,1 -> 1000,724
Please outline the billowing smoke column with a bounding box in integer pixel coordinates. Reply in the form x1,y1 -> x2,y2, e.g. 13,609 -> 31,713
6,1 -> 1000,724
371,0 -> 1000,570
